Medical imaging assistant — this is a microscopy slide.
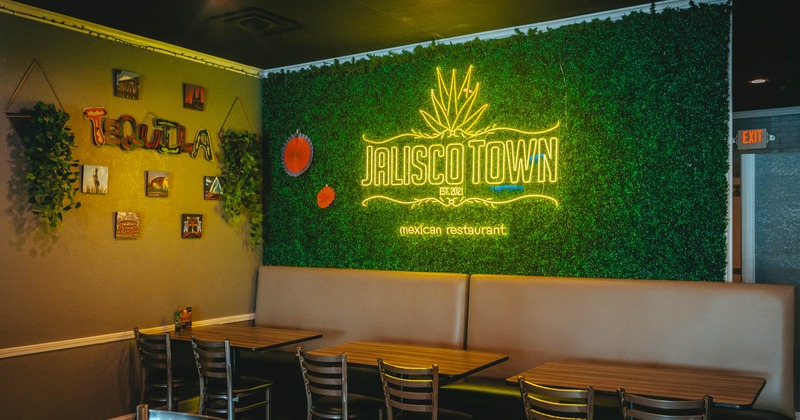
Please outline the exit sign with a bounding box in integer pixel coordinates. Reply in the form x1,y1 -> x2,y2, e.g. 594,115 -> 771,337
735,128 -> 770,150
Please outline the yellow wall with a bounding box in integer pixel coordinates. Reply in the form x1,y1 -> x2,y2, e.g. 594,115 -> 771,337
0,9 -> 262,419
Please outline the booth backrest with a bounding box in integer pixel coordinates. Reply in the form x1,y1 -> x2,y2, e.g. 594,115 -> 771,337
254,265 -> 469,350
465,275 -> 795,417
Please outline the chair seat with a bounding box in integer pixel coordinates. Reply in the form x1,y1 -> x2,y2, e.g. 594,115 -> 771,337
233,375 -> 272,395
311,393 -> 385,417
391,408 -> 473,420
204,376 -> 272,402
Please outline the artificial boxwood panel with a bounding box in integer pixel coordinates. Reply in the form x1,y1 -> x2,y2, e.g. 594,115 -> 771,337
261,3 -> 730,280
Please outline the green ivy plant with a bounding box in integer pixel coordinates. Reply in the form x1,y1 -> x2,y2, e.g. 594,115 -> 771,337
18,101 -> 81,229
219,129 -> 263,249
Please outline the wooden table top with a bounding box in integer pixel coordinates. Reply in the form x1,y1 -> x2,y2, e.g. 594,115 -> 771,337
172,324 -> 322,352
508,359 -> 766,409
309,340 -> 508,381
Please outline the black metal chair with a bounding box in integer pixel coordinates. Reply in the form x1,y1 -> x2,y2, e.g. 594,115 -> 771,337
619,388 -> 711,420
134,327 -> 198,411
518,376 -> 594,419
135,403 -> 223,419
296,346 -> 384,419
191,337 -> 272,420
378,358 -> 472,420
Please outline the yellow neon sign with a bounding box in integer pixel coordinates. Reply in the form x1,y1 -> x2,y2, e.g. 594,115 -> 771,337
361,66 -> 560,208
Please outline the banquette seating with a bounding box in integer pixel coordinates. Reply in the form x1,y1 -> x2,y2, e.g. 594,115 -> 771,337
239,266 -> 795,420
442,275 -> 795,420
238,266 -> 469,419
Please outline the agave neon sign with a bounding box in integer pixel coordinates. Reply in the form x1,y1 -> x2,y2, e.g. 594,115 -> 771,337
361,66 -> 559,208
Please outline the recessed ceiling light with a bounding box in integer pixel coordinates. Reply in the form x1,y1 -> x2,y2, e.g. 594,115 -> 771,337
747,77 -> 769,84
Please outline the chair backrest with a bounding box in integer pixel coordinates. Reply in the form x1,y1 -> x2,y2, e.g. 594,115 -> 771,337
297,346 -> 349,419
134,327 -> 176,411
518,377 -> 594,420
190,337 -> 234,419
619,388 -> 711,420
378,358 -> 439,420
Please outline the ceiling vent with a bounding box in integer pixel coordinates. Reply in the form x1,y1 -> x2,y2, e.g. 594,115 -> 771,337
211,8 -> 301,36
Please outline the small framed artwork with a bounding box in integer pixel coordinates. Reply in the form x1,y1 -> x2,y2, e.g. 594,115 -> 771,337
183,83 -> 205,111
181,214 -> 203,238
146,171 -> 169,197
114,69 -> 140,100
204,176 -> 222,200
82,164 -> 108,194
115,211 -> 141,239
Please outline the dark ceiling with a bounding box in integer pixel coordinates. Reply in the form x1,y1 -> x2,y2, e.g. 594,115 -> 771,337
8,0 -> 799,112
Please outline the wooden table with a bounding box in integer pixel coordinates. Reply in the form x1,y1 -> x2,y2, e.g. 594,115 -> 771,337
172,324 -> 322,352
508,360 -> 766,409
310,341 -> 508,383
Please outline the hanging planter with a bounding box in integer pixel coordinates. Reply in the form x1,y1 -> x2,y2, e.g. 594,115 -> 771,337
219,129 -> 263,249
17,101 -> 81,229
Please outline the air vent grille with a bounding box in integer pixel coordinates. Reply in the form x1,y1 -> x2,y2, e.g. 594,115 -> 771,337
212,7 -> 301,36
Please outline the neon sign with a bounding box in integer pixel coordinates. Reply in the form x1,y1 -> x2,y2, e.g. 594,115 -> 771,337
398,223 -> 509,236
361,66 -> 559,207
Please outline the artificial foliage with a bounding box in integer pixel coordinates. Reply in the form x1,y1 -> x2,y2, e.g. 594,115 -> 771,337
17,101 -> 81,229
261,3 -> 731,280
219,129 -> 263,249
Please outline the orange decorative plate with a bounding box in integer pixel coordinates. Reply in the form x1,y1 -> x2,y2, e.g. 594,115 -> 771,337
317,185 -> 335,208
282,132 -> 313,176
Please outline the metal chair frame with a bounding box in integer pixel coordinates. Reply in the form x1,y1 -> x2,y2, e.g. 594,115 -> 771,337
518,377 -> 594,420
191,337 -> 271,420
378,358 -> 472,420
297,346 -> 384,420
134,327 -> 194,411
619,388 -> 711,420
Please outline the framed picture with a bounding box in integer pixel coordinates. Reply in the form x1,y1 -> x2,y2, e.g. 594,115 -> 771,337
181,214 -> 203,238
183,83 -> 205,111
115,211 -> 141,239
146,171 -> 169,197
114,69 -> 140,100
82,164 -> 108,194
204,176 -> 222,200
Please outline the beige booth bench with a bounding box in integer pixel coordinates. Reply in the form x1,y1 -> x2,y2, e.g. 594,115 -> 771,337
244,266 -> 794,420
455,274 -> 795,419
252,265 -> 469,349
242,265 -> 470,418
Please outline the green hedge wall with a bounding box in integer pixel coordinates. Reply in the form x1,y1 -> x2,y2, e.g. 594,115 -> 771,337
261,3 -> 730,279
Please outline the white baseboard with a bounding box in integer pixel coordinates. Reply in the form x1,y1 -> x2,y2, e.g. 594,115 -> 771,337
0,313 -> 255,359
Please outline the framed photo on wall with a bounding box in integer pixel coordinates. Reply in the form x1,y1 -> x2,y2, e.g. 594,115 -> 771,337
204,176 -> 222,200
183,83 -> 205,111
81,164 -> 108,194
115,211 -> 141,239
146,171 -> 169,197
181,214 -> 203,238
114,69 -> 140,100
